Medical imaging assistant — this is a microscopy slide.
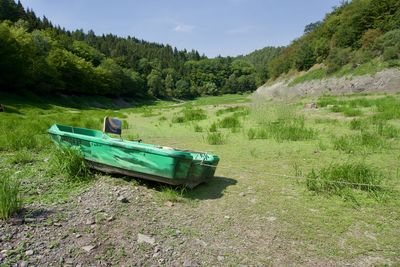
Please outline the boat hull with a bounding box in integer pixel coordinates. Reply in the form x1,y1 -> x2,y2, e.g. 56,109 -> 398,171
48,124 -> 219,187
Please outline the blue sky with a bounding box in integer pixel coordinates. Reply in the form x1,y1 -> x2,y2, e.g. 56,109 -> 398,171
19,0 -> 341,57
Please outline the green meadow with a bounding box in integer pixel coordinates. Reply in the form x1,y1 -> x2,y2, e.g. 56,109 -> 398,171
1,92 -> 400,264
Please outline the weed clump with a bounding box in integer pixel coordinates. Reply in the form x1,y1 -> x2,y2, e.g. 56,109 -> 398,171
249,102 -> 316,142
248,116 -> 316,142
7,149 -> 34,165
50,147 -> 91,181
209,122 -> 218,132
216,106 -> 249,116
306,162 -> 384,198
219,116 -> 241,129
156,186 -> 186,203
172,107 -> 207,123
193,124 -> 203,132
206,132 -> 226,145
332,131 -> 386,153
0,172 -> 22,220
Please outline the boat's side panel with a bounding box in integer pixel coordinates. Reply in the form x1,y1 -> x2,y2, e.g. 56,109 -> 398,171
50,133 -> 190,180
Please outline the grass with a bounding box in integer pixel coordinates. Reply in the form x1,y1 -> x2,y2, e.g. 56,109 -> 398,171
216,106 -> 249,116
0,92 -> 400,264
306,162 -> 385,199
219,115 -> 241,129
172,106 -> 207,123
289,68 -> 327,87
205,132 -> 226,145
50,147 -> 92,181
0,172 -> 22,219
156,186 -> 187,203
289,59 -> 391,86
332,132 -> 386,153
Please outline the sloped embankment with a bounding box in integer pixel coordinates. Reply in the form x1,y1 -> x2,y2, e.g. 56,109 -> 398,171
256,68 -> 400,99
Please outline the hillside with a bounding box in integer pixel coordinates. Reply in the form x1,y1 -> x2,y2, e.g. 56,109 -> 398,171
262,0 -> 400,92
0,0 -> 281,99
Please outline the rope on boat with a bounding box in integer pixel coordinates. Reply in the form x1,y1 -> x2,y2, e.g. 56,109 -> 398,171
195,162 -> 391,190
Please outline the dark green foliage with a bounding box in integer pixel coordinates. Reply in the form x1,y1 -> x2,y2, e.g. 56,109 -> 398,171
268,0 -> 400,78
306,162 -> 384,197
0,0 -> 261,99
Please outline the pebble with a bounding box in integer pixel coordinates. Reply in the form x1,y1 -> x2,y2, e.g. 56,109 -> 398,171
75,233 -> 82,238
165,201 -> 174,207
137,233 -> 155,245
85,218 -> 95,225
152,252 -> 160,258
20,261 -> 29,267
183,259 -> 192,267
81,245 -> 96,252
106,215 -> 115,222
239,192 -> 246,197
117,196 -> 129,203
25,250 -> 34,256
267,216 -> 277,222
217,255 -> 225,261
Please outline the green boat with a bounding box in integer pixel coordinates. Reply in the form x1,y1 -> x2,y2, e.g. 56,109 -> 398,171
48,124 -> 219,188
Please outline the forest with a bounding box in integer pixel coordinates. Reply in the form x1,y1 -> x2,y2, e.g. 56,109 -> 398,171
0,0 -> 281,99
267,0 -> 400,78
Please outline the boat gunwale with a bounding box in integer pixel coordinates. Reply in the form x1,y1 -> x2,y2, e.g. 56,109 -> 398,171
48,124 -> 219,162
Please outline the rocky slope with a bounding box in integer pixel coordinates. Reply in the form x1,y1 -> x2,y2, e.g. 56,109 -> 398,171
256,68 -> 400,99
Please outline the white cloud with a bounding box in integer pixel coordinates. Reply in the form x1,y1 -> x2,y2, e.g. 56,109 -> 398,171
173,24 -> 194,33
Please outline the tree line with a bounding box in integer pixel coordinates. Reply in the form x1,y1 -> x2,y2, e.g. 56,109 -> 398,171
267,0 -> 400,78
0,0 -> 281,99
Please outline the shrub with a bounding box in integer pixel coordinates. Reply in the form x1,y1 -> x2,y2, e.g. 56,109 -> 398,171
0,172 -> 22,220
306,162 -> 384,197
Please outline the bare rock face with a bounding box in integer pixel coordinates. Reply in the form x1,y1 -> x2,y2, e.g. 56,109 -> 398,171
256,68 -> 400,99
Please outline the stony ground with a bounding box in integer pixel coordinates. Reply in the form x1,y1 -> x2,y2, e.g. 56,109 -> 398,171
0,174 -> 344,267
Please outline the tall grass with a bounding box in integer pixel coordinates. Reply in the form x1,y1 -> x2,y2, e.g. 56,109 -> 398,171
0,172 -> 22,220
306,162 -> 384,198
205,132 -> 226,145
216,106 -> 249,116
219,115 -> 241,129
332,131 -> 386,153
249,102 -> 316,142
50,147 -> 91,181
172,107 -> 207,123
